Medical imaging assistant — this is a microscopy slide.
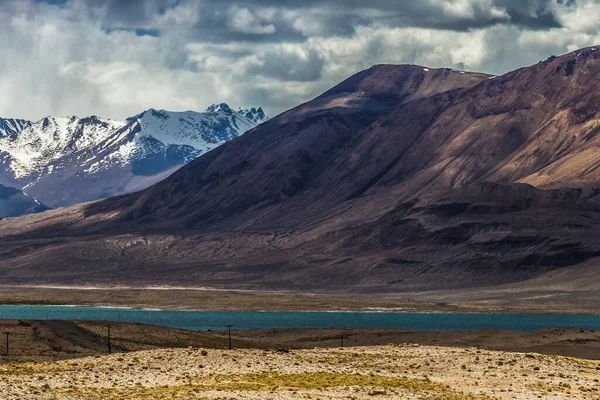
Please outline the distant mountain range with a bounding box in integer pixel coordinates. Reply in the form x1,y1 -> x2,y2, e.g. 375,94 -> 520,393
0,104 -> 267,210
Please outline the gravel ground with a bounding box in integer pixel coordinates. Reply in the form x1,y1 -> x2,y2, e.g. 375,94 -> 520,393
0,344 -> 598,399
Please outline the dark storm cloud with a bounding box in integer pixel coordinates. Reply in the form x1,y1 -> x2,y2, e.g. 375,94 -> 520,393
78,0 -> 179,27
270,0 -> 566,31
41,0 -> 569,44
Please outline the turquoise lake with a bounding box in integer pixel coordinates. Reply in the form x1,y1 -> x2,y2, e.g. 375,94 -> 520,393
0,305 -> 598,332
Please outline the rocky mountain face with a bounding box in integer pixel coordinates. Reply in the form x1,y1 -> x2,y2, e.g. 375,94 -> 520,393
0,104 -> 267,208
0,184 -> 48,218
0,118 -> 31,138
1,47 -> 600,293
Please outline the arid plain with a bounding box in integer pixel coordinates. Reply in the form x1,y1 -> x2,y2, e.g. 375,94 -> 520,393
1,344 -> 599,400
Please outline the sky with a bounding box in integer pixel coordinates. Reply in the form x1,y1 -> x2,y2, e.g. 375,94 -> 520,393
0,0 -> 599,121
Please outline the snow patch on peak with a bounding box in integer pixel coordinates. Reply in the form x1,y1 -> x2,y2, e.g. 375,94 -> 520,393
205,103 -> 233,113
127,108 -> 170,121
132,108 -> 256,150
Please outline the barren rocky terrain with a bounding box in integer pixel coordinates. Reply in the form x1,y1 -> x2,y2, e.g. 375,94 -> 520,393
1,344 -> 599,399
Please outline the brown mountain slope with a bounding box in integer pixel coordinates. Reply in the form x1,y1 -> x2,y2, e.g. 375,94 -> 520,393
95,65 -> 492,229
1,47 -> 600,293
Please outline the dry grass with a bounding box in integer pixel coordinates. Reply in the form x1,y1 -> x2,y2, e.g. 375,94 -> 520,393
40,372 -> 490,400
0,345 -> 598,399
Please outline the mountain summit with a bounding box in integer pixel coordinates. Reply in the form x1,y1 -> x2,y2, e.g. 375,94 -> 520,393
204,103 -> 233,113
1,48 -> 600,294
0,104 -> 267,209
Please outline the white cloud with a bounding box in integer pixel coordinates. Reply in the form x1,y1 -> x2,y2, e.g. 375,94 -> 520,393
228,6 -> 276,34
0,0 -> 598,121
435,0 -> 508,20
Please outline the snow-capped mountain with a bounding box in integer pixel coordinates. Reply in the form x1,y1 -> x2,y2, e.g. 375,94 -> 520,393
0,104 -> 267,208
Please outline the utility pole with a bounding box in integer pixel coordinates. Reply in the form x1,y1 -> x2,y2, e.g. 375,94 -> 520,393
225,325 -> 233,350
4,332 -> 9,357
107,324 -> 112,354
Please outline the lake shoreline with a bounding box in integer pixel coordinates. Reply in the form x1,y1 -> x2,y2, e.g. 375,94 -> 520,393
0,305 -> 599,336
1,285 -> 600,315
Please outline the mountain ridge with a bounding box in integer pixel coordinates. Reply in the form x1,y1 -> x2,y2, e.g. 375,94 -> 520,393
0,104 -> 268,209
1,48 -> 600,294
